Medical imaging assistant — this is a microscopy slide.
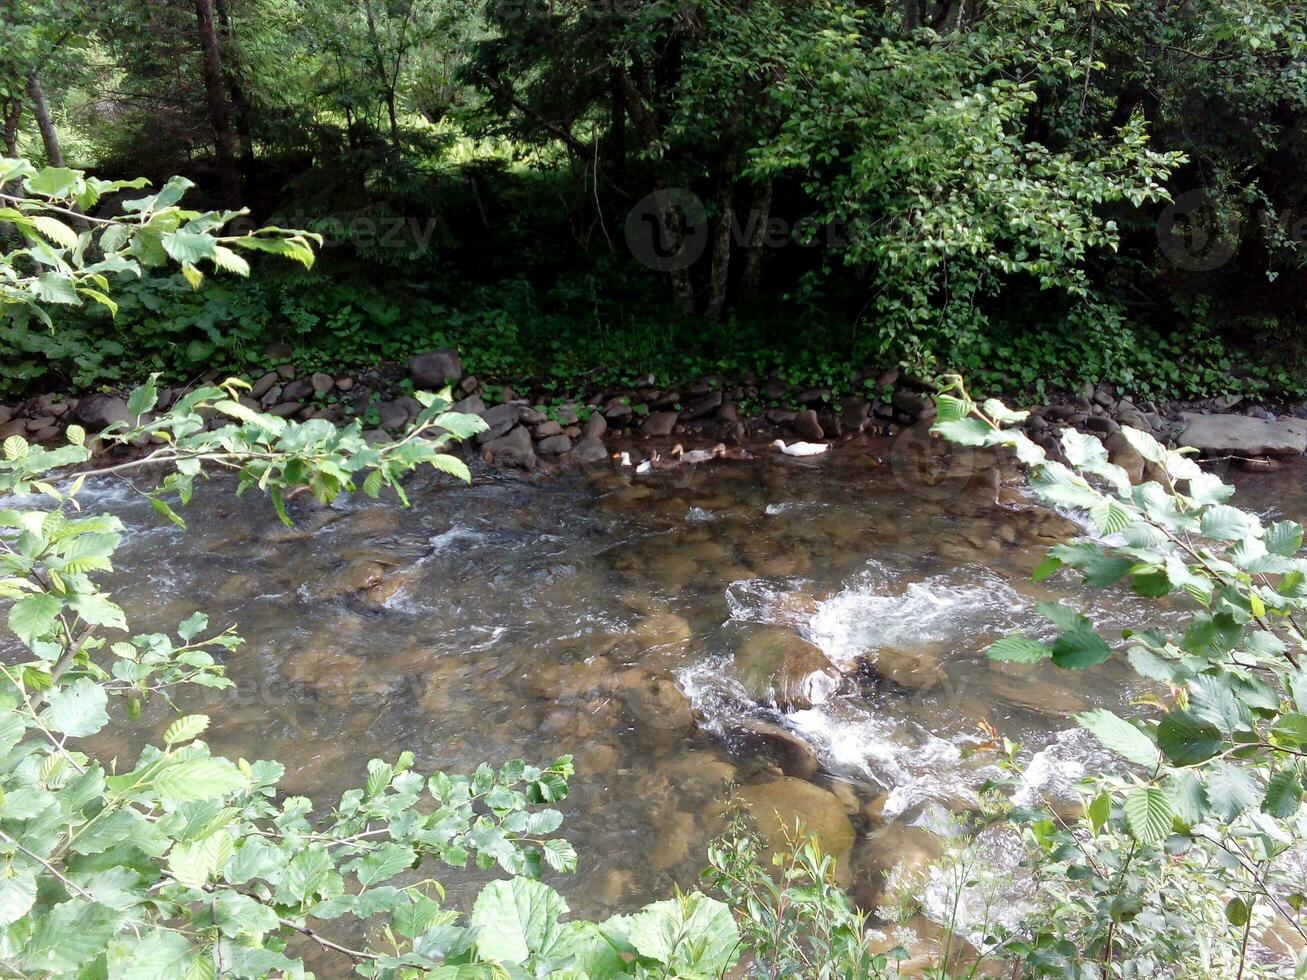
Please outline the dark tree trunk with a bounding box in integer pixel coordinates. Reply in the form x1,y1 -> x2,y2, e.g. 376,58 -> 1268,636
606,67 -> 626,181
741,178 -> 773,298
193,0 -> 242,206
213,0 -> 258,185
362,0 -> 401,152
3,98 -> 22,157
704,152 -> 738,320
26,70 -> 64,167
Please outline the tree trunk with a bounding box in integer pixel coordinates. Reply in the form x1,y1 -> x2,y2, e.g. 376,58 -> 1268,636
25,70 -> 64,167
362,0 -> 401,152
213,0 -> 258,186
192,0 -> 242,207
704,152 -> 738,320
741,178 -> 773,298
606,67 -> 626,181
3,98 -> 22,157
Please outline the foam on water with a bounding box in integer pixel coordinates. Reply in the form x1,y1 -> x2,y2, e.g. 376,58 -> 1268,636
801,568 -> 1025,667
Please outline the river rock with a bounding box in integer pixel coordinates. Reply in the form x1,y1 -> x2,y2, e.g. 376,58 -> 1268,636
310,372 -> 334,395
452,394 -> 485,415
617,669 -> 694,731
1105,431 -> 1145,483
536,434 -> 571,454
852,822 -> 943,911
794,409 -> 824,441
281,377 -> 315,402
1178,412 -> 1307,457
409,349 -> 462,387
733,719 -> 823,779
893,389 -> 935,422
735,627 -> 841,710
268,401 -> 302,419
476,403 -> 519,442
581,412 -> 607,440
376,399 -> 411,431
738,777 -> 855,885
486,425 -> 536,467
841,397 -> 871,433
642,410 -> 680,436
75,394 -> 132,431
682,391 -> 723,420
871,646 -> 946,691
534,420 -> 562,438
250,371 -> 279,399
603,398 -> 633,423
563,436 -> 609,466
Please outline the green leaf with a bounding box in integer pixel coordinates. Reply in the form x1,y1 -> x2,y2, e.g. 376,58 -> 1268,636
1266,520 -> 1304,556
25,899 -> 122,973
1035,601 -> 1090,633
107,928 -> 195,979
1051,629 -> 1112,669
154,757 -> 247,804
127,375 -> 159,416
987,632 -> 1051,663
934,393 -> 971,422
1156,710 -> 1224,766
1075,709 -> 1160,767
0,867 -> 37,926
351,843 -> 416,886
164,714 -> 210,745
168,829 -> 236,889
1123,787 -> 1173,844
931,417 -> 994,446
1086,792 -> 1111,833
9,593 -> 62,645
1205,762 -> 1263,821
1264,769 -> 1303,818
177,612 -> 208,642
212,890 -> 278,938
42,677 -> 110,737
25,166 -> 81,199
1200,505 -> 1254,542
470,877 -> 569,965
621,892 -> 740,974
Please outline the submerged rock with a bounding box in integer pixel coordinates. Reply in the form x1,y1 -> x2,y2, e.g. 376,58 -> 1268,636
738,777 -> 855,885
616,669 -> 694,731
869,645 -> 947,691
734,627 -> 841,710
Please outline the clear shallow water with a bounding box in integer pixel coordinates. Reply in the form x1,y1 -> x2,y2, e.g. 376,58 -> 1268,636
16,446 -> 1306,923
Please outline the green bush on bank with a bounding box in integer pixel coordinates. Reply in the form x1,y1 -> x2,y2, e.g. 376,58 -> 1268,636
6,267 -> 1306,407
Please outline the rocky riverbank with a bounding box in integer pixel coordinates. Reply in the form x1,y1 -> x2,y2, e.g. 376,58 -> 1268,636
5,345 -> 1307,473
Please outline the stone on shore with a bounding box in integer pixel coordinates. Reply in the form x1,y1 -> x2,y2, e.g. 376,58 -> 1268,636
1178,412 -> 1307,457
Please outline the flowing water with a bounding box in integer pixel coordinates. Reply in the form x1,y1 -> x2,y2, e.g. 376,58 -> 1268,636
22,444 -> 1307,929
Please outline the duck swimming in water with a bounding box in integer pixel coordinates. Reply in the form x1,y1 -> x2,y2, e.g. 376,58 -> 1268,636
671,443 -> 726,465
772,439 -> 828,457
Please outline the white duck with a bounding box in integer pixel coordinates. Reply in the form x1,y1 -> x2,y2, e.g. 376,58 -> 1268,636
614,451 -> 633,467
773,439 -> 828,457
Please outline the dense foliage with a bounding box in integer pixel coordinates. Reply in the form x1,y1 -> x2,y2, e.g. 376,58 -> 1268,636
931,379 -> 1307,976
2,0 -> 1305,398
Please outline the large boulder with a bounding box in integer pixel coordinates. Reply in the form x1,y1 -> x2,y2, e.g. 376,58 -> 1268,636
409,349 -> 462,388
1179,412 -> 1307,457
734,627 -> 841,710
74,394 -> 132,431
